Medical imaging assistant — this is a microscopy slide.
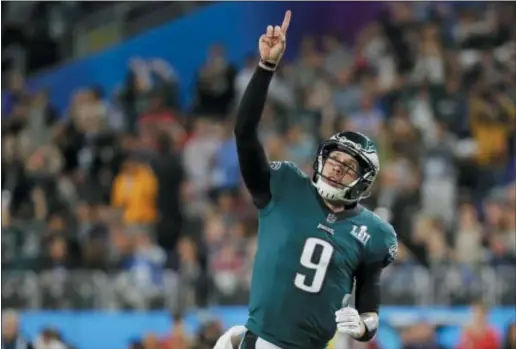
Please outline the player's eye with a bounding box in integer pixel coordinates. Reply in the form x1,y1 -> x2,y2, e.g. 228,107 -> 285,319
343,162 -> 358,172
342,162 -> 361,178
327,157 -> 340,166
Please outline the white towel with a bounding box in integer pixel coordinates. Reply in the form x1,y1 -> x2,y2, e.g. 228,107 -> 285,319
213,325 -> 247,349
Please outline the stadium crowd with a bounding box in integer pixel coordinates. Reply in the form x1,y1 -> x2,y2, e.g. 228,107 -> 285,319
2,2 -> 515,349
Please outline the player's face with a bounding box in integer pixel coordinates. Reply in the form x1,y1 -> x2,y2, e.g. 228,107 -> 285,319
322,151 -> 360,187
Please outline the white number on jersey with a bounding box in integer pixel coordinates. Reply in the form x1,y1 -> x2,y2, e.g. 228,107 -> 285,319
294,237 -> 334,293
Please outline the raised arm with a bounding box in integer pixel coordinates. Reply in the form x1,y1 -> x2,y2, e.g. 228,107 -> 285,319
234,67 -> 274,209
234,10 -> 291,209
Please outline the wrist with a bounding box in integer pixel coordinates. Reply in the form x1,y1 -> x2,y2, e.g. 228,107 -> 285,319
348,320 -> 366,339
353,316 -> 378,342
258,59 -> 277,72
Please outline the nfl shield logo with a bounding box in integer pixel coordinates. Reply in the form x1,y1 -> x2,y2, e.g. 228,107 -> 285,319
326,214 -> 336,224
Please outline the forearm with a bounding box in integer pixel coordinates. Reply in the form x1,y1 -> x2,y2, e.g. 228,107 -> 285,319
234,66 -> 274,208
353,264 -> 382,342
234,65 -> 273,137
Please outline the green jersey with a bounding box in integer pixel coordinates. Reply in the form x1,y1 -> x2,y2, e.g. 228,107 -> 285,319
246,161 -> 397,349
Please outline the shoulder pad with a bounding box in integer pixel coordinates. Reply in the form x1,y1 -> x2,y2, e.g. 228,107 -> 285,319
360,210 -> 398,266
269,161 -> 306,178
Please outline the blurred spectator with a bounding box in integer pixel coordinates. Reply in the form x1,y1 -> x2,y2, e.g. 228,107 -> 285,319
209,120 -> 240,195
32,328 -> 67,349
138,92 -> 180,151
152,132 -> 185,252
129,340 -> 144,349
431,73 -> 467,135
285,123 -> 316,171
485,187 -> 516,265
182,118 -> 221,217
190,319 -> 222,349
235,54 -> 296,108
322,35 -> 354,80
412,23 -> 445,85
74,202 -> 110,269
160,313 -> 190,349
468,82 -> 514,194
111,155 -> 158,229
192,44 -> 236,119
113,227 -> 166,309
504,322 -> 516,349
456,302 -> 501,349
454,201 -> 484,265
348,91 -> 384,139
1,310 -> 34,349
293,36 -> 322,92
401,322 -> 445,349
420,122 -> 458,227
116,58 -> 182,134
25,90 -> 58,147
148,58 -> 181,111
118,60 -> 154,132
141,333 -> 160,349
175,235 -> 206,309
40,234 -> 78,270
68,89 -> 109,138
235,54 -> 258,103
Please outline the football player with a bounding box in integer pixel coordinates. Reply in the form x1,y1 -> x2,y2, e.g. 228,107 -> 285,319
230,10 -> 398,349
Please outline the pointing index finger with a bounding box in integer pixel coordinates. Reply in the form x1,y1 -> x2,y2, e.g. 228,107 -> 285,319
281,10 -> 291,34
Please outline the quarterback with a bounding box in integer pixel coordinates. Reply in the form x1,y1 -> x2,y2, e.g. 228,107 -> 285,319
221,10 -> 398,349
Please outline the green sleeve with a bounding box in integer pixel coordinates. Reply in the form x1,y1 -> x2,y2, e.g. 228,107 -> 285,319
368,223 -> 398,267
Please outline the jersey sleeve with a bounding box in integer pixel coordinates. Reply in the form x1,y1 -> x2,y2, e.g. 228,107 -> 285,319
354,223 -> 398,314
381,225 -> 398,267
368,223 -> 398,267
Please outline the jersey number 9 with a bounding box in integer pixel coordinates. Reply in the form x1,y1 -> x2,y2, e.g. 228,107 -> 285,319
294,237 -> 334,293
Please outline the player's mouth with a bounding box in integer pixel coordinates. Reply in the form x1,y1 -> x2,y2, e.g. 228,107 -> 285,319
323,176 -> 345,189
